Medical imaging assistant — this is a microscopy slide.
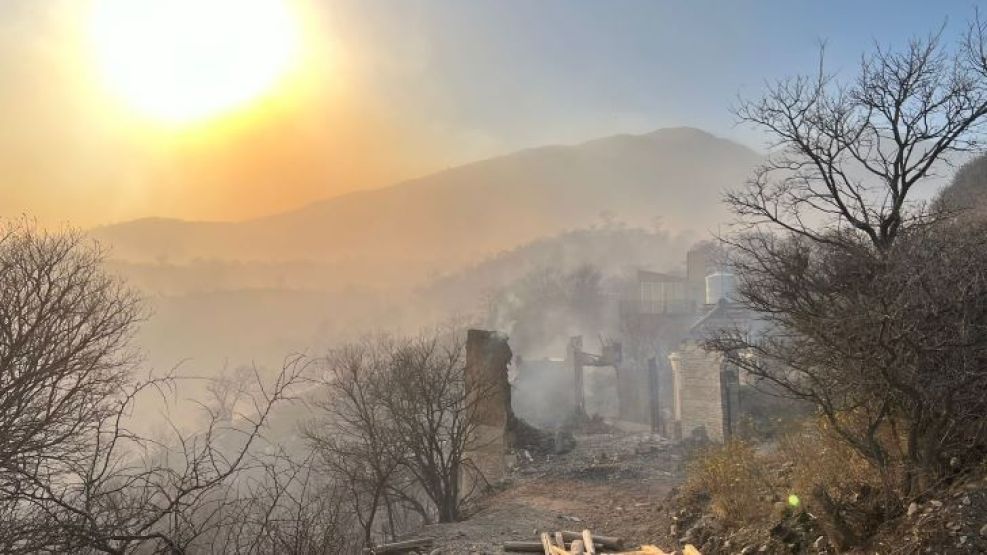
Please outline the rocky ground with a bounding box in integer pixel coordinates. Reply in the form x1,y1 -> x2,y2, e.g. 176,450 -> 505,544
869,480 -> 987,554
655,465 -> 987,555
407,432 -> 987,554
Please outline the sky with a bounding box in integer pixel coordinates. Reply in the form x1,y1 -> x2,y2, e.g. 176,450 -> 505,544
0,0 -> 981,226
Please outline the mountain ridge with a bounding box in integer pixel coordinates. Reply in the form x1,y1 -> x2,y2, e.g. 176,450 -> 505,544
91,127 -> 761,276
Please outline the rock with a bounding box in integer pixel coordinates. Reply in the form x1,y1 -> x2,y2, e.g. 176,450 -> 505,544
813,535 -> 827,549
757,544 -> 769,552
979,523 -> 987,538
962,496 -> 971,506
908,502 -> 920,517
930,499 -> 944,509
739,546 -> 755,555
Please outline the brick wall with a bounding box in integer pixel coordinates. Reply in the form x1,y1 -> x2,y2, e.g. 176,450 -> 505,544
669,341 -> 727,442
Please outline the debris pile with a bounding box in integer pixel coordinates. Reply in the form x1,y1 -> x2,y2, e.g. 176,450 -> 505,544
501,528 -> 699,555
361,537 -> 435,554
509,414 -> 572,456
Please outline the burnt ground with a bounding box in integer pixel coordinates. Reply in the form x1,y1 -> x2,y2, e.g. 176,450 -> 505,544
422,431 -> 685,553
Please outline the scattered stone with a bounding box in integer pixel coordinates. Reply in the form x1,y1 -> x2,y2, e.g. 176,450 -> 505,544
908,502 -> 920,517
813,535 -> 827,549
930,500 -> 944,509
961,495 -> 971,506
739,546 -> 755,555
979,523 -> 987,538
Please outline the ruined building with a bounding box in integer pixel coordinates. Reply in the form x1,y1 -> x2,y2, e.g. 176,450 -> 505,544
507,242 -> 755,444
616,243 -> 754,442
463,329 -> 513,489
668,294 -> 747,442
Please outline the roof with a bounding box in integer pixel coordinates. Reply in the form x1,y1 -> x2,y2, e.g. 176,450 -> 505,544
688,299 -> 753,339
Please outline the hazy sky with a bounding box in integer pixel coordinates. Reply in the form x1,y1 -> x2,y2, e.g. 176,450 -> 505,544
0,0 -> 979,225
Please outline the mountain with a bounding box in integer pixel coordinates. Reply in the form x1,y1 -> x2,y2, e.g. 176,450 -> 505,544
91,127 -> 760,282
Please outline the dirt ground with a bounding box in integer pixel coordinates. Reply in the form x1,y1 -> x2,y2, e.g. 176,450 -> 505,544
421,431 -> 685,553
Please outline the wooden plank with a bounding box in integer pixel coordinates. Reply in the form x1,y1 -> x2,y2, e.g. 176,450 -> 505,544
540,532 -> 554,555
580,530 -> 596,555
560,531 -> 623,550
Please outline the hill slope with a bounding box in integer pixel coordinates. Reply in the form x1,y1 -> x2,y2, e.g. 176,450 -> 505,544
92,127 -> 759,274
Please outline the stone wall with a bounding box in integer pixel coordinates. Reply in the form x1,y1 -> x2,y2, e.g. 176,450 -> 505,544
669,341 -> 728,442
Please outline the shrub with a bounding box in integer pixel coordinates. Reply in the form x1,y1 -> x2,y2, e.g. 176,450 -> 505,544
684,440 -> 778,526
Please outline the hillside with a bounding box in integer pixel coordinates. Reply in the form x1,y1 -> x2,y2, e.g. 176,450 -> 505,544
91,127 -> 760,277
92,127 -> 759,376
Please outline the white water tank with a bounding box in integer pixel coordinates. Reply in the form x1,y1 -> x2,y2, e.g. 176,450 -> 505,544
705,272 -> 736,304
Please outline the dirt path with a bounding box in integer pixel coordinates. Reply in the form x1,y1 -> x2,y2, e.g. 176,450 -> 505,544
422,432 -> 684,553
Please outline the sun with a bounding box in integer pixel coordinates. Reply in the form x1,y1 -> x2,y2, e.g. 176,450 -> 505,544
88,0 -> 302,125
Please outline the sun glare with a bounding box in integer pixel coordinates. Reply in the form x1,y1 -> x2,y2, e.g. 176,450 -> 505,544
88,0 -> 302,125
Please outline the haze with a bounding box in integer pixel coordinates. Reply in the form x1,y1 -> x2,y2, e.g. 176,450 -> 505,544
7,1 -> 987,551
0,0 -> 974,225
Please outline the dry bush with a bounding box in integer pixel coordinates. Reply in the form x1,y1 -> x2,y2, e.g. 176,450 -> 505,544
780,417 -> 902,549
684,440 -> 778,526
782,422 -> 878,505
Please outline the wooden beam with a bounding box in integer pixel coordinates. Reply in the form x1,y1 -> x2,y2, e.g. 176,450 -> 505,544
369,537 -> 435,554
540,532 -> 554,555
560,531 -> 623,550
580,530 -> 596,555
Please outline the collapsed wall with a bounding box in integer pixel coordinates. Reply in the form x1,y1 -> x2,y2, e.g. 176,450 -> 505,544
463,329 -> 513,489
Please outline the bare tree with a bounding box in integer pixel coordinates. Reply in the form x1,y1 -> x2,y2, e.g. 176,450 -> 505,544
382,330 -> 492,523
707,18 -> 987,545
205,448 -> 358,554
308,327 -> 496,538
729,20 -> 987,252
303,336 -> 416,548
0,222 -> 315,553
0,221 -> 142,480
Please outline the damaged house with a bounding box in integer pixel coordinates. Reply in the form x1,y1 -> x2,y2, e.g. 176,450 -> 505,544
507,242 -> 763,445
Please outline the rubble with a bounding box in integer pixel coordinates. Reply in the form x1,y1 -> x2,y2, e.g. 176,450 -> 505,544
419,430 -> 683,552
362,537 -> 435,554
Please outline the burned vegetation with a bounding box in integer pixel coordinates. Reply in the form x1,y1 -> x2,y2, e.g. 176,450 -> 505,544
6,10 -> 987,555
